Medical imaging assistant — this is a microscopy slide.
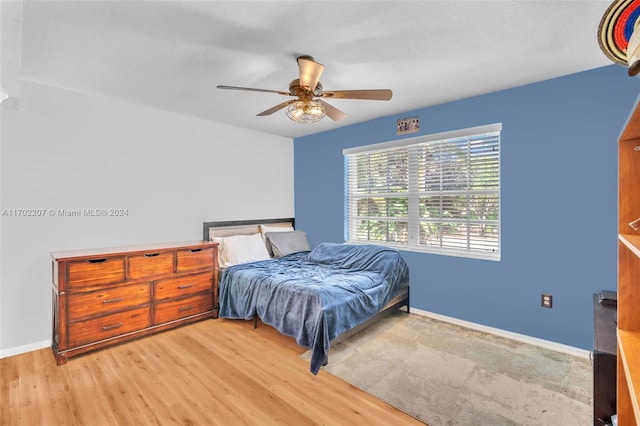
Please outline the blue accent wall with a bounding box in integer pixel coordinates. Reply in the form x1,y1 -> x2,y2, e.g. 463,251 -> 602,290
294,65 -> 640,349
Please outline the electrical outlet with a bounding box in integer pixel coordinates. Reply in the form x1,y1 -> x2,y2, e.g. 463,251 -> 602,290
541,293 -> 553,308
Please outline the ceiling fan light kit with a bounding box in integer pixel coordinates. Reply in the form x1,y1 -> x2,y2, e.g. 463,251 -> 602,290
286,100 -> 326,124
217,55 -> 392,124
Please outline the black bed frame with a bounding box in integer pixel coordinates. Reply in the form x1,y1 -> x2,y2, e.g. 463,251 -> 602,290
203,218 -> 410,362
203,217 -> 295,241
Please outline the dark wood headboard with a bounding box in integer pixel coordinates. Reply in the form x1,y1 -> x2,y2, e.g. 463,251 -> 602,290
203,218 -> 295,241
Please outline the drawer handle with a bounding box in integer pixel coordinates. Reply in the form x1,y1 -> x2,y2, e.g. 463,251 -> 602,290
178,284 -> 194,290
178,305 -> 194,312
102,297 -> 123,304
101,323 -> 123,331
88,258 -> 107,264
189,249 -> 202,253
144,253 -> 160,258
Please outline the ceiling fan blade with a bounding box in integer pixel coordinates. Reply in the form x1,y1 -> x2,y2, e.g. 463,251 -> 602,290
317,99 -> 347,121
257,99 -> 296,116
321,89 -> 393,101
297,56 -> 324,92
217,85 -> 291,96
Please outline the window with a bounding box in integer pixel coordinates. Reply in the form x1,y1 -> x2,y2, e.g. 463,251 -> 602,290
344,123 -> 501,260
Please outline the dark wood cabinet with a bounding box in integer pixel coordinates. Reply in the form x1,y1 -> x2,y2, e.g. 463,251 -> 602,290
593,293 -> 617,425
51,241 -> 218,365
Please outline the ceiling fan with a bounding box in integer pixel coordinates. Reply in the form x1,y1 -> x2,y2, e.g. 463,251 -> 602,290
217,55 -> 392,124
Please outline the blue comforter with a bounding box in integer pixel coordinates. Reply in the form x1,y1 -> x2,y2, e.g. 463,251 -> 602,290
218,242 -> 409,374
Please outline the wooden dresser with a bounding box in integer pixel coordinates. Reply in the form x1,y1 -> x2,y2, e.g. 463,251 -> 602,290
51,240 -> 218,365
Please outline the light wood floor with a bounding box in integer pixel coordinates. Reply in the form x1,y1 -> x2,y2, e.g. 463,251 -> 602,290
1,318 -> 425,425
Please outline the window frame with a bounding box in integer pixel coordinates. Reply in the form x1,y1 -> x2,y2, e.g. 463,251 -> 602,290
343,123 -> 501,261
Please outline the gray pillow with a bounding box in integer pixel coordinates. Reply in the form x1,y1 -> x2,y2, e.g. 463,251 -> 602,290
265,230 -> 311,257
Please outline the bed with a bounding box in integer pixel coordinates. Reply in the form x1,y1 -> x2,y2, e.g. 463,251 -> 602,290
203,218 -> 410,374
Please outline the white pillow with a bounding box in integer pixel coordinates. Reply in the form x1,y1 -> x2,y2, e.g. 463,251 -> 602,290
212,233 -> 270,268
211,236 -> 226,267
260,224 -> 294,256
260,224 -> 294,240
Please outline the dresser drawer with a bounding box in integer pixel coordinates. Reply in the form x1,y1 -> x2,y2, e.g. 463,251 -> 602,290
176,247 -> 215,273
154,293 -> 213,324
128,252 -> 174,279
66,257 -> 126,289
67,283 -> 151,320
154,273 -> 213,302
68,306 -> 151,347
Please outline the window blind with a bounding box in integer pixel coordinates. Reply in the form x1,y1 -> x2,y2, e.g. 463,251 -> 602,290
344,123 -> 501,260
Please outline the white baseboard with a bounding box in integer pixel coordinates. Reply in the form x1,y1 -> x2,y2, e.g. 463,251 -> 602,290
1,311 -> 591,361
0,339 -> 51,359
410,307 -> 591,360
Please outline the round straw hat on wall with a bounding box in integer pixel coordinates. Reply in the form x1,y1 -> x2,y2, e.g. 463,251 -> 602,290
598,0 -> 640,75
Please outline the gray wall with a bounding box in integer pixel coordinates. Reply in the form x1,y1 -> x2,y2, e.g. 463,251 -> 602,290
0,80 -> 294,356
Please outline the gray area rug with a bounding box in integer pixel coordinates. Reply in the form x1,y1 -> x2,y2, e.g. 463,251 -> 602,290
303,311 -> 592,426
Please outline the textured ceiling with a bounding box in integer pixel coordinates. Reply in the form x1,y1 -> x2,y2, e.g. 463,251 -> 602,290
3,1 -> 618,139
